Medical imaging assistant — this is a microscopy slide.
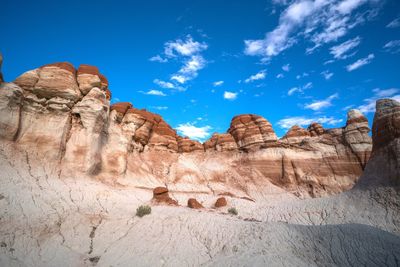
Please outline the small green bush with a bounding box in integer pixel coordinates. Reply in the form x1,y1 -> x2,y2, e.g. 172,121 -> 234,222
228,207 -> 238,216
136,205 -> 151,217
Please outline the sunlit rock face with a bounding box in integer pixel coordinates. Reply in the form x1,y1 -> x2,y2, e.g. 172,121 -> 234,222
0,62 -> 375,198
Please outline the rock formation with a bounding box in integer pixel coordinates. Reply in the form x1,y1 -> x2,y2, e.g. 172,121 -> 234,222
0,62 -> 375,198
152,187 -> 178,205
0,53 -> 3,83
215,197 -> 227,208
188,198 -> 203,209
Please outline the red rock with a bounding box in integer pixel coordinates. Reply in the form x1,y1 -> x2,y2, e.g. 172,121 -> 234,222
187,198 -> 203,209
77,64 -> 100,76
308,123 -> 325,136
214,197 -> 227,208
282,125 -> 310,143
177,137 -> 204,153
152,187 -> 178,205
228,114 -> 277,150
204,133 -> 237,151
372,99 -> 400,152
111,102 -> 132,115
41,62 -> 76,74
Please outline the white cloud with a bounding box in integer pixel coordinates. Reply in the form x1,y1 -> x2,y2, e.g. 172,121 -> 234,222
244,0 -> 378,60
278,116 -> 343,129
330,36 -> 361,59
245,70 -> 267,83
276,73 -> 284,78
175,55 -> 206,82
175,123 -> 212,141
213,81 -> 224,87
383,40 -> 400,54
287,82 -> 312,96
346,53 -> 374,71
282,64 -> 290,72
387,17 -> 400,28
154,79 -> 175,89
224,91 -> 238,100
164,36 -> 208,57
305,93 -> 339,111
288,87 -> 300,96
150,106 -> 168,110
358,88 -> 400,113
149,55 -> 168,63
321,70 -> 334,80
141,90 -> 166,96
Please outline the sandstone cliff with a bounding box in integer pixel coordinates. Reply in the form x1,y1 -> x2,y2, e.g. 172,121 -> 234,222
0,62 -> 373,198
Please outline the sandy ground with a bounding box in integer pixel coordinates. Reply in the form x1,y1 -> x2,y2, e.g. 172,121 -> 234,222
0,143 -> 399,266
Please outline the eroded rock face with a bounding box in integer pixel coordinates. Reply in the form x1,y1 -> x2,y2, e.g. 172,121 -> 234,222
228,115 -> 277,150
0,53 -> 3,83
357,99 -> 400,187
282,125 -> 310,144
0,62 -> 376,198
204,133 -> 237,151
0,83 -> 23,140
344,109 -> 372,168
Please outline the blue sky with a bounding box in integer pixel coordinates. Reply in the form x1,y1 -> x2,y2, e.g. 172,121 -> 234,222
2,0 -> 400,141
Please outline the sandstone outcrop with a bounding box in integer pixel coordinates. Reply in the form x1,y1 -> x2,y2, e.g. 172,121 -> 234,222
215,197 -> 227,208
152,187 -> 178,205
357,99 -> 400,187
228,114 -> 277,150
282,125 -> 310,144
188,198 -> 203,209
0,62 -> 376,198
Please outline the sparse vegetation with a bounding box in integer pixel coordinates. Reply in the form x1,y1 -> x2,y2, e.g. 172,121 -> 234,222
136,205 -> 151,217
228,207 -> 238,215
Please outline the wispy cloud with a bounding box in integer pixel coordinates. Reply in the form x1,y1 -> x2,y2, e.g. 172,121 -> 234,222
150,106 -> 168,110
213,81 -> 224,87
140,90 -> 167,96
330,36 -> 361,59
387,17 -> 400,28
244,0 -> 378,60
164,36 -> 208,57
175,123 -> 212,141
149,55 -> 168,63
276,73 -> 284,79
282,64 -> 290,72
346,53 -> 374,71
305,93 -> 338,111
287,82 -> 312,96
224,91 -> 238,100
383,40 -> 400,54
358,88 -> 400,113
277,116 -> 343,129
321,70 -> 334,80
245,70 -> 267,83
152,35 -> 208,89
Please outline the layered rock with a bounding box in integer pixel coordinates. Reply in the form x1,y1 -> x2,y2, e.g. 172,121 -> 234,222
0,62 -> 376,198
308,123 -> 325,137
358,99 -> 400,187
228,114 -> 277,150
344,109 -> 372,168
282,125 -> 310,144
203,133 -> 237,151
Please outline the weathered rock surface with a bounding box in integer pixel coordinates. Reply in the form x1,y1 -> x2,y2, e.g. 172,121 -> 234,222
0,53 -> 3,83
0,62 -> 399,267
0,62 -> 375,198
228,114 -> 277,150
